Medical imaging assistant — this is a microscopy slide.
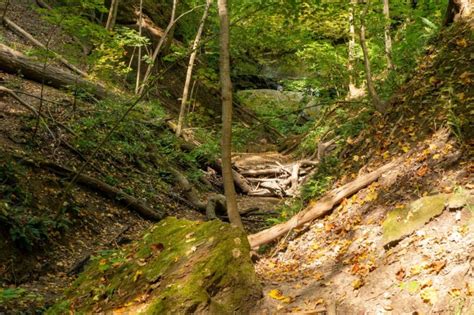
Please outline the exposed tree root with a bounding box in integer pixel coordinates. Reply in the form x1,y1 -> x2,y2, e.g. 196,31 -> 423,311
168,167 -> 227,220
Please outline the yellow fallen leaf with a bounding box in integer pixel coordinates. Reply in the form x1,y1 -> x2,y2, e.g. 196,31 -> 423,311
268,289 -> 292,303
133,270 -> 143,282
449,288 -> 461,297
410,265 -> 423,276
352,278 -> 364,290
353,155 -> 360,162
456,38 -> 467,47
466,282 -> 474,296
420,287 -> 438,304
315,298 -> 325,306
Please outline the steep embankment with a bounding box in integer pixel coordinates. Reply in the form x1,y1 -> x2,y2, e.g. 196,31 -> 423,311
253,19 -> 473,313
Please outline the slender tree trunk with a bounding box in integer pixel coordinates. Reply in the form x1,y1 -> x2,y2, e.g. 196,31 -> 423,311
162,1 -> 180,56
383,0 -> 393,70
138,0 -> 178,94
176,0 -> 212,137
359,1 -> 385,113
217,0 -> 244,229
105,0 -> 119,31
135,0 -> 143,95
347,0 -> 357,98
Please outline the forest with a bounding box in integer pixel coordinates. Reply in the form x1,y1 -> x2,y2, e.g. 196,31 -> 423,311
0,0 -> 472,313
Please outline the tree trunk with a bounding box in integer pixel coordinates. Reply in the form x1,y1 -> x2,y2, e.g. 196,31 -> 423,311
138,0 -> 178,94
347,0 -> 358,98
135,0 -> 143,95
1,16 -> 88,77
176,0 -> 212,137
444,0 -> 471,25
383,0 -> 393,70
105,0 -> 120,31
161,1 -> 180,56
218,0 -> 244,229
359,1 -> 386,113
0,43 -> 109,100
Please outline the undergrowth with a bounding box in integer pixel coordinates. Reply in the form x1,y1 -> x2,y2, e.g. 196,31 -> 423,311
0,158 -> 76,251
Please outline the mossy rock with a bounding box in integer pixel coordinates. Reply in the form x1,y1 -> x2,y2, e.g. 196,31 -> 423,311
382,194 -> 450,247
47,218 -> 261,314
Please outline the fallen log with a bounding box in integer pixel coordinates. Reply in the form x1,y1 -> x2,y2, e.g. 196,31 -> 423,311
248,159 -> 398,248
1,16 -> 88,77
15,156 -> 164,220
0,43 -> 110,100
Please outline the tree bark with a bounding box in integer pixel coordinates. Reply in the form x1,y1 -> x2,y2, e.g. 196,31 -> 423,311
218,0 -> 244,229
444,0 -> 471,25
1,16 -> 88,77
347,0 -> 358,98
135,0 -> 143,95
176,0 -> 212,137
0,43 -> 110,100
138,0 -> 178,94
383,0 -> 393,70
105,0 -> 120,31
248,160 -> 398,248
359,1 -> 386,113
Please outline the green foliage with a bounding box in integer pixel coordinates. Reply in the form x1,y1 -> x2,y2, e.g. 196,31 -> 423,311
0,288 -> 43,307
301,156 -> 339,201
266,198 -> 305,226
0,159 -> 75,250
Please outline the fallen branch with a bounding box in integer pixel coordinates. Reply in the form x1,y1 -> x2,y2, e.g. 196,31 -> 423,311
15,155 -> 164,220
248,159 -> 398,248
1,16 -> 88,77
0,43 -> 110,100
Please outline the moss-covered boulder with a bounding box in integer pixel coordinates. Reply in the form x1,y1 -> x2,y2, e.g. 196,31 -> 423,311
382,194 -> 450,247
47,218 -> 261,314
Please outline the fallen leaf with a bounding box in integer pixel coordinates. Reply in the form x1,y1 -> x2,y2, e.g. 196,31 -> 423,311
314,298 -> 325,306
449,288 -> 461,297
456,38 -> 467,47
410,265 -> 423,276
396,268 -> 406,281
268,289 -> 293,303
416,165 -> 429,177
420,287 -> 438,304
352,278 -> 364,290
420,279 -> 433,289
426,260 -> 446,274
133,270 -> 142,282
466,282 -> 474,296
400,281 -> 420,294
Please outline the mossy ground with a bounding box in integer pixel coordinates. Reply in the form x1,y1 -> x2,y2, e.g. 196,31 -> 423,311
47,217 -> 261,314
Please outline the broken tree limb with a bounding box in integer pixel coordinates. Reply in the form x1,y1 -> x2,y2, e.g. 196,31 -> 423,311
0,43 -> 110,100
15,156 -> 164,220
1,16 -> 88,77
247,159 -> 399,248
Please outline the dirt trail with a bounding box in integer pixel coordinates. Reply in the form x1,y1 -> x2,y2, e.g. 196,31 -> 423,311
249,131 -> 474,314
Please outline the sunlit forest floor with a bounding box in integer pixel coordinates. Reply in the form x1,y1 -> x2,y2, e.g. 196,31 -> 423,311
0,1 -> 472,313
